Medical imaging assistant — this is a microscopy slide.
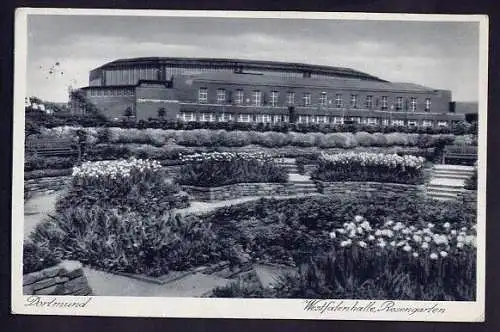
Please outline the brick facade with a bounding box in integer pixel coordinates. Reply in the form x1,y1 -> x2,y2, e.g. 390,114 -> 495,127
72,57 -> 464,126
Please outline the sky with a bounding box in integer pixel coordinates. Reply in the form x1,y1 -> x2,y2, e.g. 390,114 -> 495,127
26,14 -> 480,103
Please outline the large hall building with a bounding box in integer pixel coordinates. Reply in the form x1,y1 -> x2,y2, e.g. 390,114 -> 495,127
70,57 -> 464,127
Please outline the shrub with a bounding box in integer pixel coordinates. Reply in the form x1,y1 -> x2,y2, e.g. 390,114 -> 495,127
23,240 -> 62,274
177,152 -> 288,187
311,152 -> 425,184
465,168 -> 478,190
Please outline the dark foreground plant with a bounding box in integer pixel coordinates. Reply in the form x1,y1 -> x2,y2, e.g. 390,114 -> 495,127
29,208 -> 225,276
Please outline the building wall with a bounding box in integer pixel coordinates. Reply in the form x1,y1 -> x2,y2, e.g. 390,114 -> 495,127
85,91 -> 136,120
180,79 -> 452,114
135,82 -> 179,121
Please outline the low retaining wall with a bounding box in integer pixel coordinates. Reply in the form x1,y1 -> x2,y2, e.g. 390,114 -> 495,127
24,175 -> 71,194
23,261 -> 93,296
317,181 -> 425,197
183,182 -> 307,201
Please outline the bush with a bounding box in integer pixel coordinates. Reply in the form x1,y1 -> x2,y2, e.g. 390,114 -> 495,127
177,152 -> 288,187
311,152 -> 425,184
24,168 -> 72,179
23,240 -> 62,274
25,155 -> 76,171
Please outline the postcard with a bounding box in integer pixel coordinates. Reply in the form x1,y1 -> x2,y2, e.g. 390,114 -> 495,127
12,8 -> 488,321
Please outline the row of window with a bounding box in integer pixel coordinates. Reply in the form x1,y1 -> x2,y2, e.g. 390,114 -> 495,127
88,89 -> 134,97
178,112 -> 448,127
198,88 -> 432,111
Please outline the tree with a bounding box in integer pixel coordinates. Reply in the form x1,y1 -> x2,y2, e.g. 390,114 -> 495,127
157,107 -> 166,119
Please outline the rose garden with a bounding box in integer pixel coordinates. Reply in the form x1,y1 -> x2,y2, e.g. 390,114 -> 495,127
23,118 -> 478,300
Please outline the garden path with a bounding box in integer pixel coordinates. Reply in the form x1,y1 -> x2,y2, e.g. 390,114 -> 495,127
83,267 -> 232,297
173,193 -> 321,216
24,191 -> 61,239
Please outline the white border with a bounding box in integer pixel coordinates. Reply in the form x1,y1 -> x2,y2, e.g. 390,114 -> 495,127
12,8 -> 488,321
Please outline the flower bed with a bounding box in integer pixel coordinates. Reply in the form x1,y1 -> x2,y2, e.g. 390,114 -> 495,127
27,158 -> 230,277
204,192 -> 476,300
312,152 -> 425,184
56,158 -> 188,215
177,152 -> 288,187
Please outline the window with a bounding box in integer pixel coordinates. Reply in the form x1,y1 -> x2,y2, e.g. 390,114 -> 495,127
200,113 -> 216,122
367,118 -> 378,125
319,92 -> 328,107
198,88 -> 208,103
333,117 -> 344,124
235,90 -> 244,105
366,95 -> 373,109
298,115 -> 310,124
437,121 -> 448,127
422,120 -> 433,127
216,89 -> 226,104
395,97 -> 403,111
256,114 -> 272,123
350,94 -> 358,108
425,98 -> 432,112
410,97 -> 417,112
238,114 -> 252,122
271,91 -> 279,107
287,92 -> 295,105
349,117 -> 361,124
282,115 -> 290,123
407,120 -> 417,127
219,113 -> 233,122
382,119 -> 389,126
391,119 -> 405,126
253,91 -> 262,106
335,94 -> 343,108
381,96 -> 388,110
316,115 -> 328,123
273,115 -> 282,123
303,93 -> 311,106
182,112 -> 195,122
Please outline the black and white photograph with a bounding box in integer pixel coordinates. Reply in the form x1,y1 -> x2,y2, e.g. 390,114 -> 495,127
12,9 -> 487,321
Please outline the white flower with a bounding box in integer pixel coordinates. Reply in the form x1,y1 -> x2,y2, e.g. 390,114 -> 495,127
430,253 -> 438,260
358,241 -> 367,248
440,251 -> 448,258
461,227 -> 468,232
329,231 -> 336,239
422,242 -> 429,249
412,235 -> 422,243
390,241 -> 396,247
354,215 -> 364,223
403,244 -> 412,252
443,222 -> 451,229
457,242 -> 464,249
428,223 -> 435,229
412,252 -> 419,258
451,230 -> 457,235
367,235 -> 375,241
424,236 -> 431,242
340,239 -> 352,247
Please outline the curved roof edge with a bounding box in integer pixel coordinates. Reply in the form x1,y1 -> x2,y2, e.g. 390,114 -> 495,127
92,57 -> 387,82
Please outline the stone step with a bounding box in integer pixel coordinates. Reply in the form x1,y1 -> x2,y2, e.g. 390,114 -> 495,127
432,174 -> 472,181
427,191 -> 459,199
427,185 -> 464,193
433,169 -> 474,175
434,164 -> 475,171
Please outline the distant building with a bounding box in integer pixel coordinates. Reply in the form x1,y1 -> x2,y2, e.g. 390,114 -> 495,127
70,57 -> 464,127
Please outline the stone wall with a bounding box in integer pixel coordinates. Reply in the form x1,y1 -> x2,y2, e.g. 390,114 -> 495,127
23,261 -> 93,296
318,181 -> 425,197
24,175 -> 71,194
183,182 -> 309,202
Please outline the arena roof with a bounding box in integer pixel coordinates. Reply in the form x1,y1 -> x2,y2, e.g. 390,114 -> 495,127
93,57 -> 387,82
176,71 -> 439,93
